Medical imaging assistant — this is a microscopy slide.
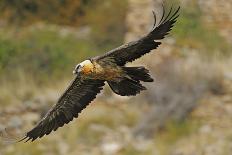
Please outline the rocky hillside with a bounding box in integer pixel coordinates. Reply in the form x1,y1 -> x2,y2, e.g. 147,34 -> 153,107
126,0 -> 232,44
186,0 -> 232,43
0,1 -> 231,155
125,0 -> 232,154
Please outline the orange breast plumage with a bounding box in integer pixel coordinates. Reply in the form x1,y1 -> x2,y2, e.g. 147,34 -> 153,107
82,65 -> 93,74
80,60 -> 94,75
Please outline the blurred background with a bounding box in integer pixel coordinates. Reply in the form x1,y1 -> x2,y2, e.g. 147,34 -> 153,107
0,0 -> 232,154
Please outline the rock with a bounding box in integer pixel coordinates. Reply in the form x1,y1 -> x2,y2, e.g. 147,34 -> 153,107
22,112 -> 40,124
199,124 -> 212,134
100,142 -> 122,155
7,116 -> 23,129
183,0 -> 232,44
224,72 -> 232,81
58,141 -> 69,155
0,125 -> 4,130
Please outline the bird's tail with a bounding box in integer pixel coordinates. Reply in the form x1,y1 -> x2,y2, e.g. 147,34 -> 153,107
123,66 -> 154,82
108,67 -> 153,96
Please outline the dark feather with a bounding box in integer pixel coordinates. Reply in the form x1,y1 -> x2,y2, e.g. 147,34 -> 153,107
20,75 -> 105,142
108,78 -> 146,96
95,6 -> 180,66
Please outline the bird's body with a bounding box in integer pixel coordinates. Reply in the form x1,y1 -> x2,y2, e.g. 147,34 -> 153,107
78,59 -> 124,82
18,5 -> 180,142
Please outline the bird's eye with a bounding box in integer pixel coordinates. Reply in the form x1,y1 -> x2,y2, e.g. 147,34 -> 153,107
73,65 -> 81,74
76,65 -> 83,73
78,65 -> 82,70
76,65 -> 80,70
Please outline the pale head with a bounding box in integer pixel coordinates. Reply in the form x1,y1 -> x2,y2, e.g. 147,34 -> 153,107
73,60 -> 93,74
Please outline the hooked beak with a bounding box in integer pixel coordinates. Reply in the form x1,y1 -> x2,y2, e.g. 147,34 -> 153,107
73,70 -> 77,74
73,65 -> 81,74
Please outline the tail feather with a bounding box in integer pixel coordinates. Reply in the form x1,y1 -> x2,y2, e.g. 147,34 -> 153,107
123,67 -> 154,82
108,66 -> 153,96
108,78 -> 146,96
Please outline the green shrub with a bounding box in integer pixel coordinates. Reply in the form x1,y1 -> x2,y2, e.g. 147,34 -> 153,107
0,29 -> 98,81
0,0 -> 128,83
173,6 -> 232,56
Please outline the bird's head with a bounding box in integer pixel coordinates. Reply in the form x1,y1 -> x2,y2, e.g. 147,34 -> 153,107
73,64 -> 81,74
73,60 -> 94,75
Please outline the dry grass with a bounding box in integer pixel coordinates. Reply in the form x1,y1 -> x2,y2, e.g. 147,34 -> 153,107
133,53 -> 226,138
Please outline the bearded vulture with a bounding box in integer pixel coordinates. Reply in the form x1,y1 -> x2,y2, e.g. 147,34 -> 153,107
19,6 -> 180,142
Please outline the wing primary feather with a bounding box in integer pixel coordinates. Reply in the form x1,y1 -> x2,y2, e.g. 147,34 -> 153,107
25,137 -> 31,143
165,5 -> 173,22
167,7 -> 179,22
20,77 -> 105,142
18,135 -> 27,142
158,4 -> 166,26
152,11 -> 157,29
46,120 -> 55,135
96,5 -> 180,66
159,5 -> 173,26
171,6 -> 180,21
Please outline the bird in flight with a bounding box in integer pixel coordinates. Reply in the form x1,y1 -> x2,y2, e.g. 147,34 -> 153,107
19,6 -> 180,142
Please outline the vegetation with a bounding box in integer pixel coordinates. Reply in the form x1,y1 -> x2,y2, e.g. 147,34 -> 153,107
0,0 -> 126,26
0,28 -> 97,80
0,1 -> 232,155
0,0 -> 127,83
173,5 -> 232,56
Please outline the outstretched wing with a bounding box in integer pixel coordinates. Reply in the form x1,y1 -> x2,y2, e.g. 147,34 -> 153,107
96,6 -> 180,66
20,75 -> 105,142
